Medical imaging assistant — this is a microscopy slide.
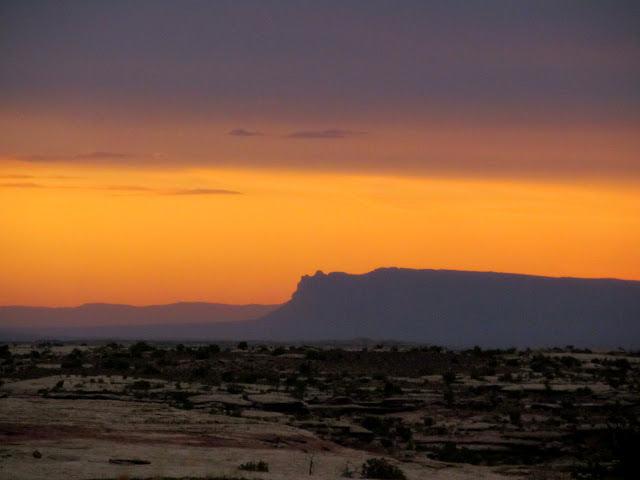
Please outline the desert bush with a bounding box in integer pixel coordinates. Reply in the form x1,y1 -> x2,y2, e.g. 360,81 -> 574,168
168,390 -> 193,409
360,416 -> 393,437
128,380 -> 151,390
395,423 -> 413,442
239,460 -> 269,472
443,387 -> 454,407
434,442 -> 483,465
559,356 -> 581,368
61,348 -> 84,369
527,468 -> 571,480
237,371 -> 258,383
222,370 -> 235,382
442,371 -> 456,385
306,349 -> 327,361
382,381 -> 403,397
340,460 -> 359,477
150,348 -> 166,359
226,383 -> 244,394
102,354 -> 130,370
129,341 -> 154,358
195,344 -> 220,359
272,346 -> 287,356
509,409 -> 523,427
361,458 -> 406,479
422,416 -> 435,427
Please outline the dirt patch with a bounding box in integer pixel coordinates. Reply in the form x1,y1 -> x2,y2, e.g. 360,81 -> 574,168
0,422 -> 336,452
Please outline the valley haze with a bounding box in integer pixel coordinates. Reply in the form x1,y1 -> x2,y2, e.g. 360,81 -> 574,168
2,268 -> 639,349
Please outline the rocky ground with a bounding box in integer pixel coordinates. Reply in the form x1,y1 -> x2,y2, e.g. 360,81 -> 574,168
1,342 -> 638,479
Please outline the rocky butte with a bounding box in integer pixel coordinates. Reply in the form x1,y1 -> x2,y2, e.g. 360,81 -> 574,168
2,268 -> 639,348
250,268 -> 640,348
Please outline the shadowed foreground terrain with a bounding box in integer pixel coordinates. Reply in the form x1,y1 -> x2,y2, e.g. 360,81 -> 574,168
1,341 -> 639,479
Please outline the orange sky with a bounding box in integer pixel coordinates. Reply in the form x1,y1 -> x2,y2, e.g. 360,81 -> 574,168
1,142 -> 639,306
2,3 -> 639,307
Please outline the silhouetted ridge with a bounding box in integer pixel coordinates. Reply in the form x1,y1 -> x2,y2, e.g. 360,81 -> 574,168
254,268 -> 640,348
2,269 -> 638,347
0,302 -> 280,329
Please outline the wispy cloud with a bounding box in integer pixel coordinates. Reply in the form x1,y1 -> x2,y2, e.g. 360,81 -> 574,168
0,182 -> 44,188
74,151 -> 129,160
0,182 -> 242,196
97,185 -> 153,192
13,151 -> 132,162
47,175 -> 87,180
286,129 -> 367,139
229,128 -> 263,137
164,188 -> 242,196
0,174 -> 34,179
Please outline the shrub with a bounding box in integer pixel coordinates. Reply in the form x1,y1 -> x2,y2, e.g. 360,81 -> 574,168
382,381 -> 402,397
128,380 -> 151,390
509,409 -> 523,427
442,371 -> 456,385
340,460 -> 359,477
227,383 -> 244,394
360,416 -> 393,437
102,355 -> 130,370
422,416 -> 435,427
129,341 -> 154,358
306,349 -> 327,361
239,460 -> 269,472
361,458 -> 406,479
395,423 -> 413,442
272,346 -> 287,356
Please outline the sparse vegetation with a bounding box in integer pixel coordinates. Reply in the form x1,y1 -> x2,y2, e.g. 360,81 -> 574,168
238,460 -> 269,472
361,458 -> 406,479
1,342 -> 639,479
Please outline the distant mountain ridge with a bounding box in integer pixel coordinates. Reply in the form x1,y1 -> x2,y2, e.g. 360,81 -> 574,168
2,268 -> 639,348
250,268 -> 640,348
0,302 -> 280,328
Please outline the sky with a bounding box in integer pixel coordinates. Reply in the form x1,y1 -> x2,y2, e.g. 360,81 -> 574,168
1,1 -> 639,306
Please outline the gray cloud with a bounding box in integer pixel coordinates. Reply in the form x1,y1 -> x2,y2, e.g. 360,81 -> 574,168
74,151 -> 129,159
13,155 -> 63,162
229,128 -> 263,137
14,152 -> 131,162
286,129 -> 367,139
2,2 -> 637,140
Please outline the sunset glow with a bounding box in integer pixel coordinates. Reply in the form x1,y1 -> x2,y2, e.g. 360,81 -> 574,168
2,158 -> 638,306
1,2 -> 638,307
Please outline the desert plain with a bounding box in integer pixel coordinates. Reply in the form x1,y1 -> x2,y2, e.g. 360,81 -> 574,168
1,342 -> 638,480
